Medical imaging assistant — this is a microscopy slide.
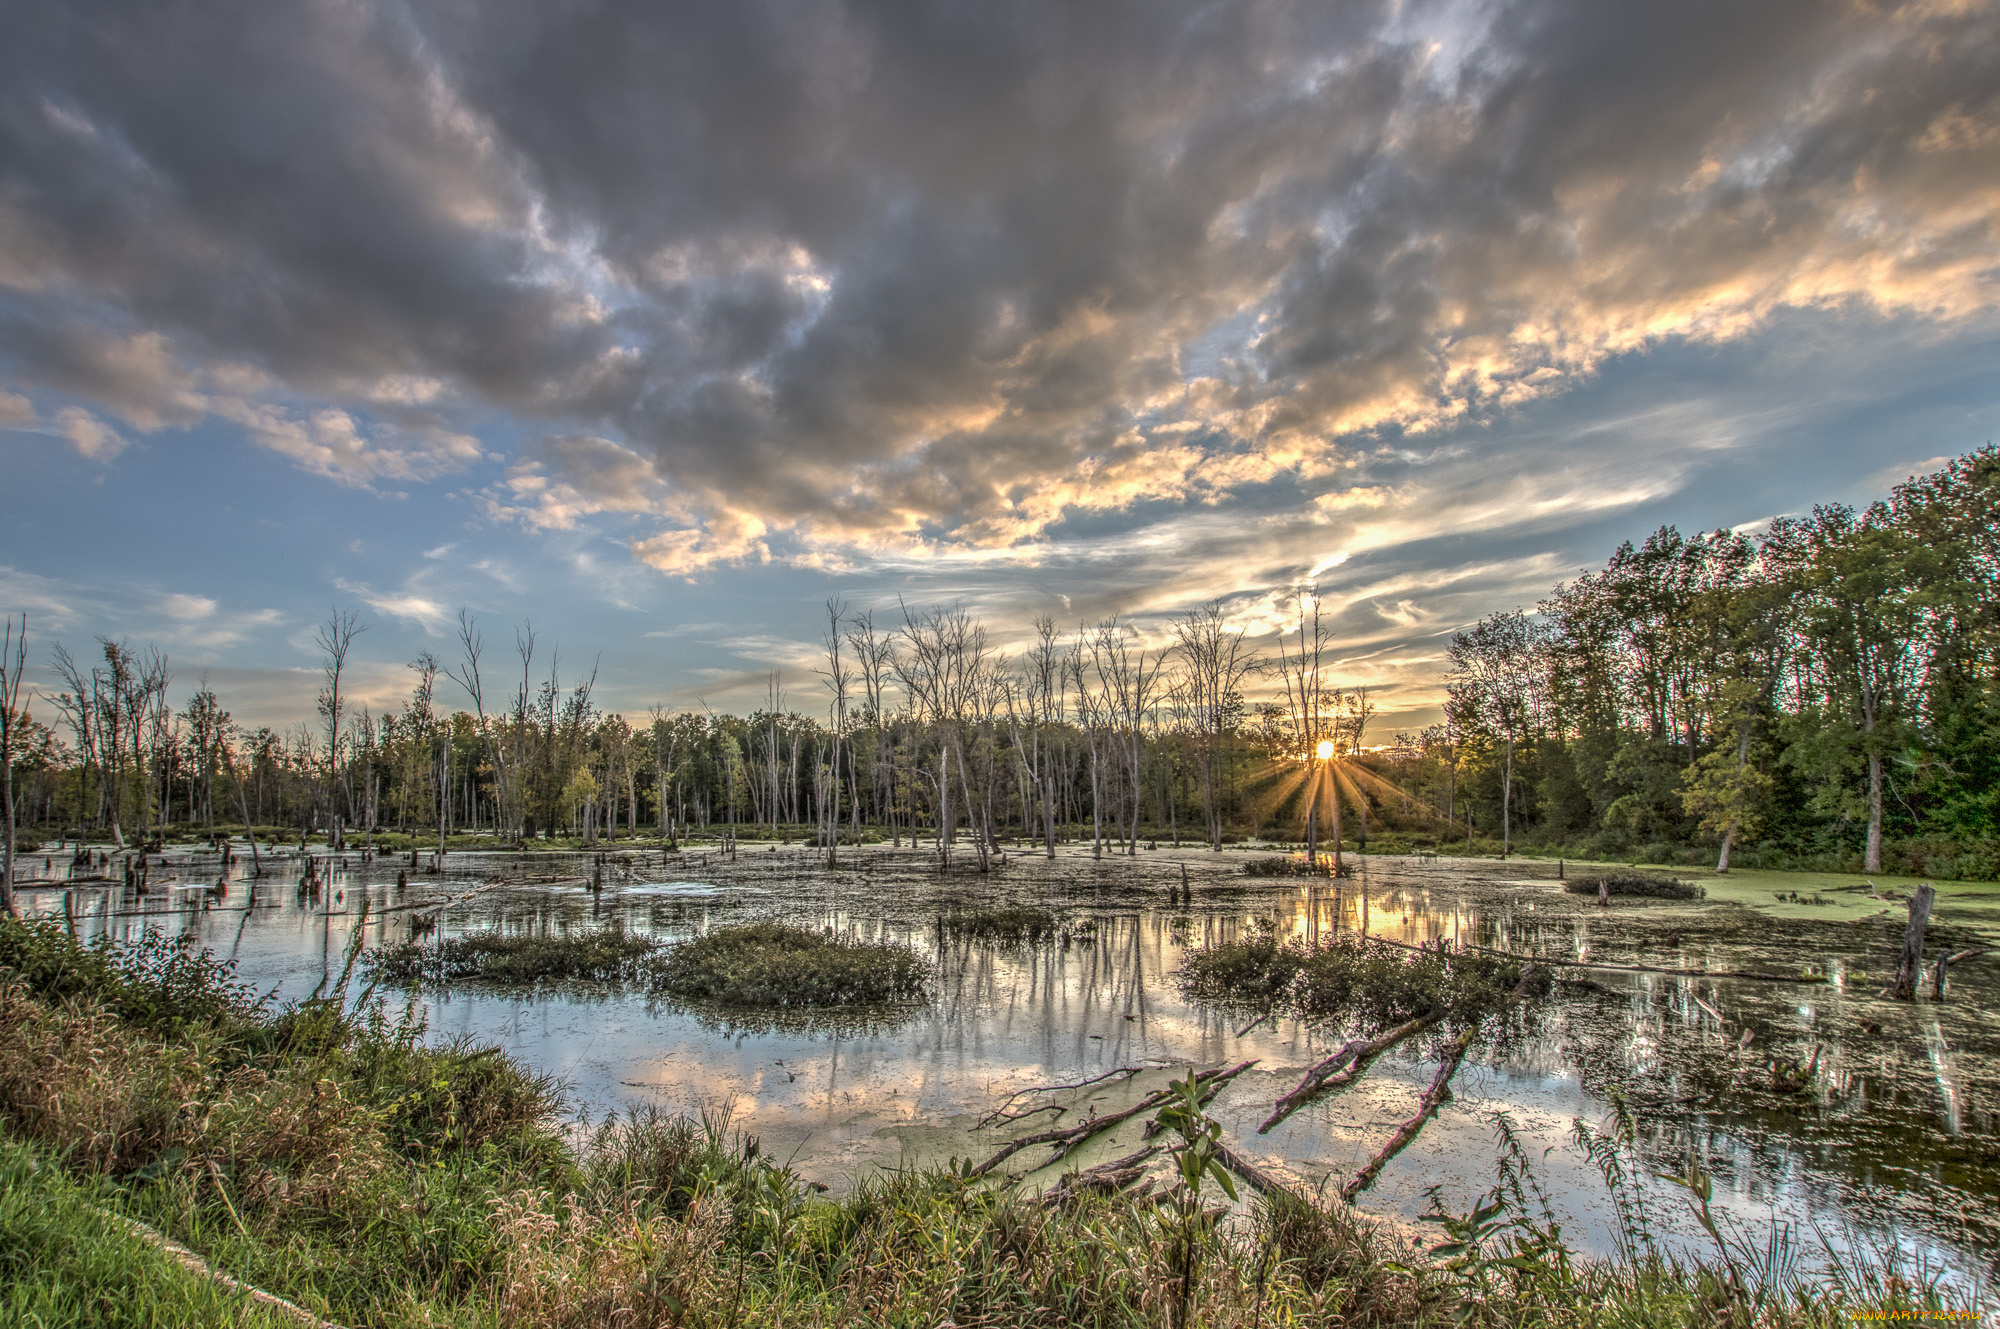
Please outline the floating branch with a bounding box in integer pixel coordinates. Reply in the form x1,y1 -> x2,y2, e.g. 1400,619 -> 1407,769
1368,933 -> 1821,984
1213,1141 -> 1295,1199
1335,965 -> 1543,1200
972,1061 -> 1256,1178
1340,1027 -> 1476,1203
1258,1012 -> 1442,1134
976,1065 -> 1144,1129
1039,1145 -> 1162,1208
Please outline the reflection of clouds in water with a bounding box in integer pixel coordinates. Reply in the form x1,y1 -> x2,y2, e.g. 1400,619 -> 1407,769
29,843 -> 2000,1290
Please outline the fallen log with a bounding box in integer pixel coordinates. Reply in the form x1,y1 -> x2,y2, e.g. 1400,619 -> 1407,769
1039,1145 -> 1162,1207
1333,965 -> 1543,1201
1235,1009 -> 1277,1038
107,1210 -> 348,1328
1258,1012 -> 1443,1134
1213,1142 -> 1295,1199
1340,1026 -> 1476,1202
1930,946 -> 1994,1001
972,1060 -> 1256,1177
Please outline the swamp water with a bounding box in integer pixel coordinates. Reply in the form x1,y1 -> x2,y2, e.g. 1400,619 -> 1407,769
21,841 -> 1999,1299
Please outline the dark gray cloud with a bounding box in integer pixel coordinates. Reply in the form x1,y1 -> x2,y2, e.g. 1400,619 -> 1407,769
1,0 -> 1995,559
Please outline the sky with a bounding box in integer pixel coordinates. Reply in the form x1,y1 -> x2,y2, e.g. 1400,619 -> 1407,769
2,0 -> 1997,735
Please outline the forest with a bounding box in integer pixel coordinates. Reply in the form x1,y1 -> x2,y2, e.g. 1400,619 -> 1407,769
2,447 -> 1995,894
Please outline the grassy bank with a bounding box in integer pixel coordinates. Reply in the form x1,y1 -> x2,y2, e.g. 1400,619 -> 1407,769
0,914 -> 1971,1327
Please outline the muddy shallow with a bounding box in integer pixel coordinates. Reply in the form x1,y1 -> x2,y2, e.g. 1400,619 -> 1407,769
20,839 -> 2000,1297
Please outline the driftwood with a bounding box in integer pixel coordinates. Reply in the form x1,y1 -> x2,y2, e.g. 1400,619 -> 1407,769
972,1061 -> 1256,1177
1234,1010 -> 1277,1038
1331,965 -> 1544,1201
1039,1145 -> 1162,1207
1213,1142 -> 1295,1198
1930,946 -> 1994,1001
1258,1012 -> 1443,1134
1340,1027 -> 1476,1202
1882,885 -> 1936,1000
976,1065 -> 1143,1128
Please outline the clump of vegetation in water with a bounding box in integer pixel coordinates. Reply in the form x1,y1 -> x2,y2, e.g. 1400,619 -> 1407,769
653,921 -> 931,1007
0,913 -> 1968,1328
1242,854 -> 1353,878
1181,929 -> 1544,1033
942,906 -> 1063,944
365,924 -> 662,987
1564,872 -> 1704,900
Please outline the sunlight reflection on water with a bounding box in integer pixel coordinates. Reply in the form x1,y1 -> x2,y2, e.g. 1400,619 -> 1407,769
23,840 -> 1998,1294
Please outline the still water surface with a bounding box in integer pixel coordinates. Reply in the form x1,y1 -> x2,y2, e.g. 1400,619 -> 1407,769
23,840 -> 1998,1298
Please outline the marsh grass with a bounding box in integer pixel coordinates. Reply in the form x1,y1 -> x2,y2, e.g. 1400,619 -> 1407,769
0,913 -> 1974,1328
1180,929 -> 1547,1033
653,920 -> 932,1007
1242,855 -> 1354,878
365,923 -> 663,986
1565,872 -> 1705,900
943,905 -> 1064,944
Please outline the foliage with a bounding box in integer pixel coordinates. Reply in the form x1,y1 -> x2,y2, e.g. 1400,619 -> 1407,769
942,905 -> 1064,943
0,918 -> 1972,1328
1561,872 -> 1704,900
365,923 -> 663,987
653,920 -> 932,1007
1181,930 -> 1544,1033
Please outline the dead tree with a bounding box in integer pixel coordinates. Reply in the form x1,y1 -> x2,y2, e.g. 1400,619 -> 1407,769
0,614 -> 26,915
1881,884 -> 1936,1001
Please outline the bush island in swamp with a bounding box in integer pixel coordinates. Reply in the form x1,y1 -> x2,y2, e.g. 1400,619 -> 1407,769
1180,928 -> 1547,1032
364,922 -> 664,986
366,918 -> 931,1008
3,913 -> 1973,1327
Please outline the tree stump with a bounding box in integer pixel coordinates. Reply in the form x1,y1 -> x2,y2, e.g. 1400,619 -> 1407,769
1882,883 -> 1936,1001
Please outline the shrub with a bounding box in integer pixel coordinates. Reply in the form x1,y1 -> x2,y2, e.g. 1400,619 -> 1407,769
364,924 -> 662,987
1242,855 -> 1353,878
1564,873 -> 1704,900
653,921 -> 931,1008
0,916 -> 258,1037
1181,932 -> 1544,1034
942,906 -> 1062,944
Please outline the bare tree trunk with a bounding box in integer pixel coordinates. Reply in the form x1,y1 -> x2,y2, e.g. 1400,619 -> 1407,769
0,616 -> 23,916
1864,751 -> 1884,875
1882,883 -> 1935,1000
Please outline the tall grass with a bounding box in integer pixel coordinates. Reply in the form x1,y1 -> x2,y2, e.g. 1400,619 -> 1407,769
0,914 -> 1974,1328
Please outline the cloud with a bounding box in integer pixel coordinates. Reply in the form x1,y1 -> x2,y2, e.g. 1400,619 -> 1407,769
0,0 -> 1993,570
335,578 -> 450,633
161,593 -> 216,621
0,390 -> 34,427
214,399 -> 483,487
54,406 -> 128,461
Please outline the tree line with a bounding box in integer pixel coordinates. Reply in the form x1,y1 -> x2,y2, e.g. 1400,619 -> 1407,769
1439,446 -> 1998,880
1,448 -> 1995,910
